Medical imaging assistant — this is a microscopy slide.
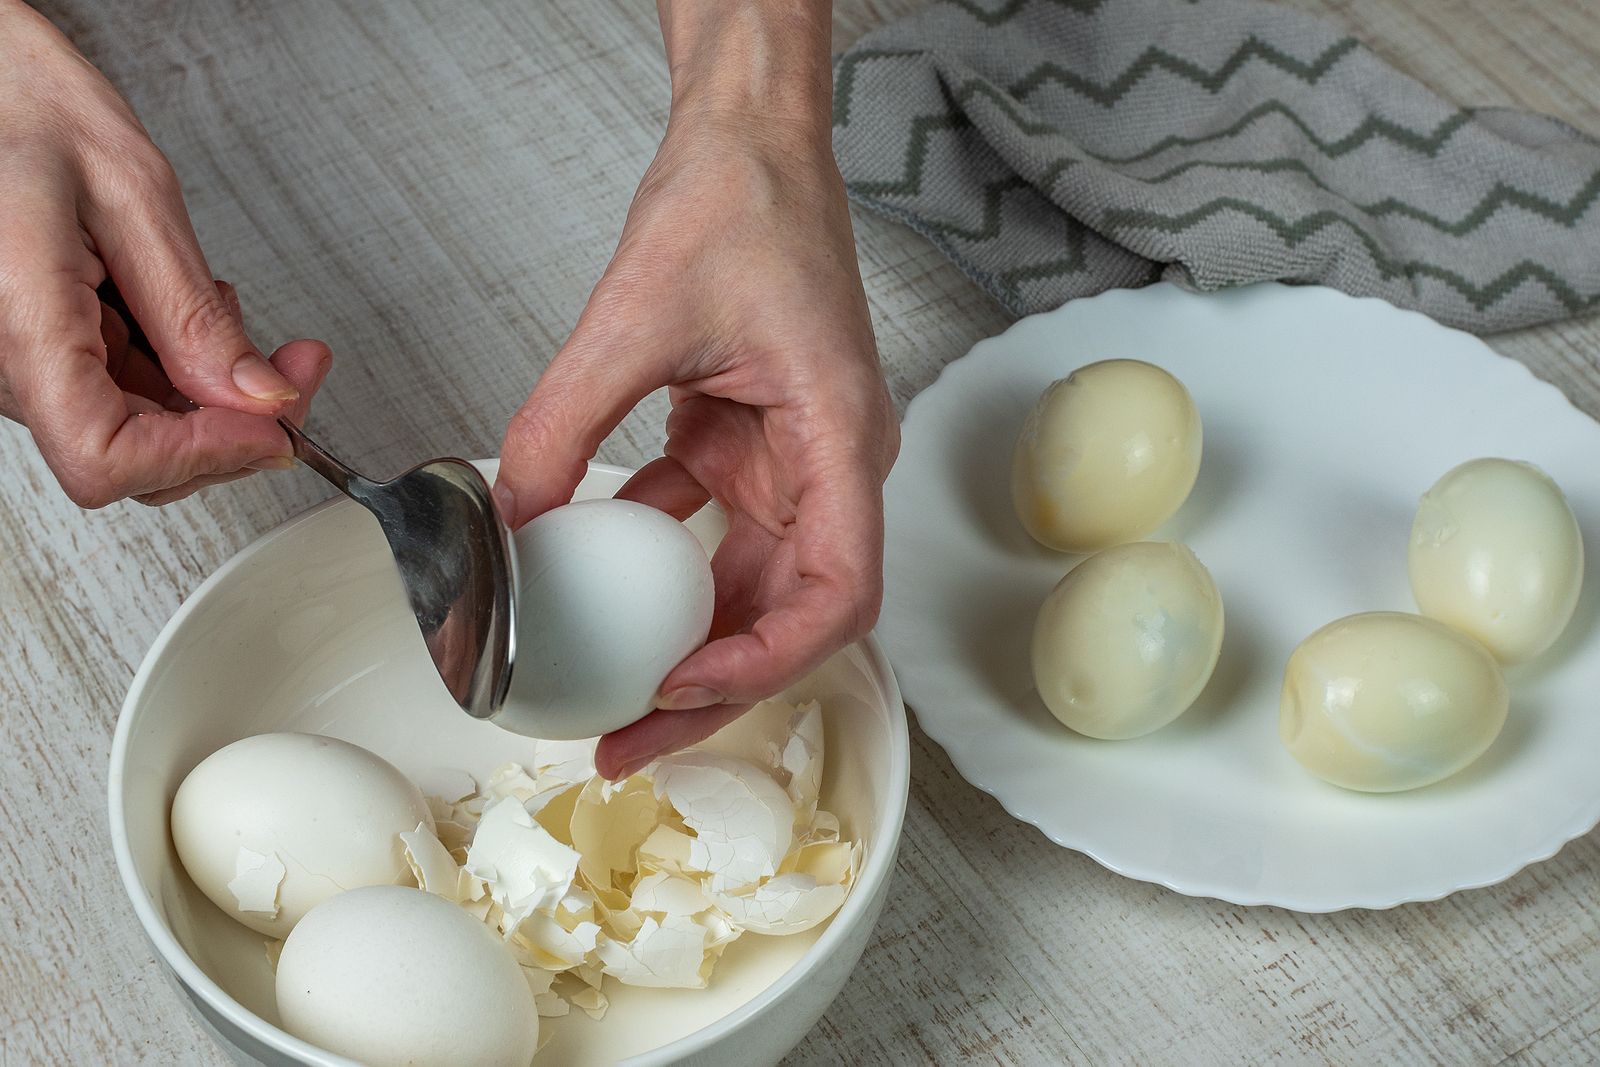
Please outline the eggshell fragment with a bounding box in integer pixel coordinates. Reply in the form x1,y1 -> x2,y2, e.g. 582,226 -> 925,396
1012,359 -> 1203,552
1409,457 -> 1584,663
595,915 -> 722,989
227,848 -> 286,918
651,752 -> 795,891
569,776 -> 666,890
400,824 -> 461,899
276,886 -> 538,1067
465,797 -> 581,931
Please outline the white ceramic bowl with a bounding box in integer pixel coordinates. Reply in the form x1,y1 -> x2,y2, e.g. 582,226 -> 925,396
110,462 -> 909,1067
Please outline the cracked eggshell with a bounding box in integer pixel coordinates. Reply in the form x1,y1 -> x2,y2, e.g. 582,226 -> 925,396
276,886 -> 537,1067
651,752 -> 795,892
596,915 -> 722,989
171,733 -> 432,937
1280,612 -> 1510,792
400,824 -> 461,899
498,499 -> 715,740
465,796 -> 581,930
1032,541 -> 1224,739
1409,458 -> 1584,664
1012,359 -> 1203,552
570,776 -> 665,890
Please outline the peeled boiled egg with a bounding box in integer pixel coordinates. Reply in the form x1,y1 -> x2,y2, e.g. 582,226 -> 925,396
1032,541 -> 1224,739
276,885 -> 538,1067
1279,612 -> 1509,792
498,498 -> 715,740
1012,359 -> 1202,552
171,733 -> 432,937
1409,458 -> 1583,664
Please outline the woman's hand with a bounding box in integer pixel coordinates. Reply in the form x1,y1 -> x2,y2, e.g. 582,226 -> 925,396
0,2 -> 329,508
496,2 -> 897,779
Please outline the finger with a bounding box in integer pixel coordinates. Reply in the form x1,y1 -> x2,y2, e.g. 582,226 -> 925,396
657,469 -> 884,709
495,310 -> 666,528
266,338 -> 334,427
133,469 -> 253,506
128,338 -> 334,506
595,703 -> 752,780
101,303 -> 188,410
80,156 -> 298,412
615,456 -> 711,521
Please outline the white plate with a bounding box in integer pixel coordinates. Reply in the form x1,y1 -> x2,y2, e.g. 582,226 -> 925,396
880,283 -> 1600,911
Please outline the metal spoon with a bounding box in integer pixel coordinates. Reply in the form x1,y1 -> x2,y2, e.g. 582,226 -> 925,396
278,418 -> 516,718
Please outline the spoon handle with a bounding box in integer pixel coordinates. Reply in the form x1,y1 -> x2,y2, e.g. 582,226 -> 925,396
277,419 -> 372,498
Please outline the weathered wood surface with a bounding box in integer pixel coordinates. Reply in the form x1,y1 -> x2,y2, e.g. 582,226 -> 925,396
2,1 -> 1597,1063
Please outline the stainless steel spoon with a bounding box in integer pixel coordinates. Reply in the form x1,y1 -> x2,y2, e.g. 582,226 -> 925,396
278,418 -> 516,718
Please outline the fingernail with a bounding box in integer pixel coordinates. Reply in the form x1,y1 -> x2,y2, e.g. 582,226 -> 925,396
492,483 -> 517,525
231,353 -> 299,402
245,456 -> 296,471
656,685 -> 723,710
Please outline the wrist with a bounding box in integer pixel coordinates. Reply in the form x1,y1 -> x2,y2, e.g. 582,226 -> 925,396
659,0 -> 834,149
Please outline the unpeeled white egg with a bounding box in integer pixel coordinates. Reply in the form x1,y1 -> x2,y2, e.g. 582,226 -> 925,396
1409,458 -> 1583,664
497,498 -> 715,740
1279,612 -> 1509,792
275,885 -> 538,1067
171,733 -> 432,937
1012,359 -> 1203,553
1031,541 -> 1224,739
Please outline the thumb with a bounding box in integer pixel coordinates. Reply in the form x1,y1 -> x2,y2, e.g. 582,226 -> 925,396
82,151 -> 297,413
495,315 -> 664,528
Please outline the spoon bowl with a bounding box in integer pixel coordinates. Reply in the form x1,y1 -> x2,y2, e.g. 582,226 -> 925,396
278,420 -> 516,717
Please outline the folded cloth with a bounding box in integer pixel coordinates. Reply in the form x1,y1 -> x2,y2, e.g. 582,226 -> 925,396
831,0 -> 1600,333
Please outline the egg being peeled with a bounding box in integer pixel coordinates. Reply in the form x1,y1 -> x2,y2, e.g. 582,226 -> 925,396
171,733 -> 432,937
1012,359 -> 1202,553
1409,458 -> 1583,664
498,498 -> 715,740
1280,612 -> 1509,793
1032,541 -> 1224,739
276,886 -> 538,1067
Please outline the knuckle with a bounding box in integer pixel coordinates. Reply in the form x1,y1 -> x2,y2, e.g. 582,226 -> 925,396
56,466 -> 119,509
119,140 -> 181,195
173,292 -> 235,351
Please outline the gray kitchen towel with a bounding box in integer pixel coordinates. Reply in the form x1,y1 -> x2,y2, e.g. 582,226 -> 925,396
831,0 -> 1600,333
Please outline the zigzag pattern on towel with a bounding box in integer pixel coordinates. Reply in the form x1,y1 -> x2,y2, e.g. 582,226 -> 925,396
1104,200 -> 1600,312
836,52 -> 1473,163
835,36 -> 1363,127
847,96 -> 1595,238
939,0 -> 1110,27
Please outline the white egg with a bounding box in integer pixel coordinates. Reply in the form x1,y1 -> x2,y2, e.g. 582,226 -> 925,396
1031,541 -> 1224,739
276,885 -> 538,1067
171,733 -> 432,937
1012,359 -> 1202,553
498,498 -> 715,740
1409,458 -> 1583,664
1279,612 -> 1509,793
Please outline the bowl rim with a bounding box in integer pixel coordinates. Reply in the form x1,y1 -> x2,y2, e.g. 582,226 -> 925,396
108,461 -> 910,1066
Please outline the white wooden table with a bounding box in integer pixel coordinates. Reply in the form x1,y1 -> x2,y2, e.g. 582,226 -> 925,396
3,2 -> 1598,1063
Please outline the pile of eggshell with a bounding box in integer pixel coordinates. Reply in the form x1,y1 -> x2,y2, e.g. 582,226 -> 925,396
171,698 -> 858,1066
1011,359 -> 1583,792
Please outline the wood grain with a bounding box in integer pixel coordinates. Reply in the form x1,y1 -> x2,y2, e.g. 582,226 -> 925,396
2,1 -> 1597,1064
